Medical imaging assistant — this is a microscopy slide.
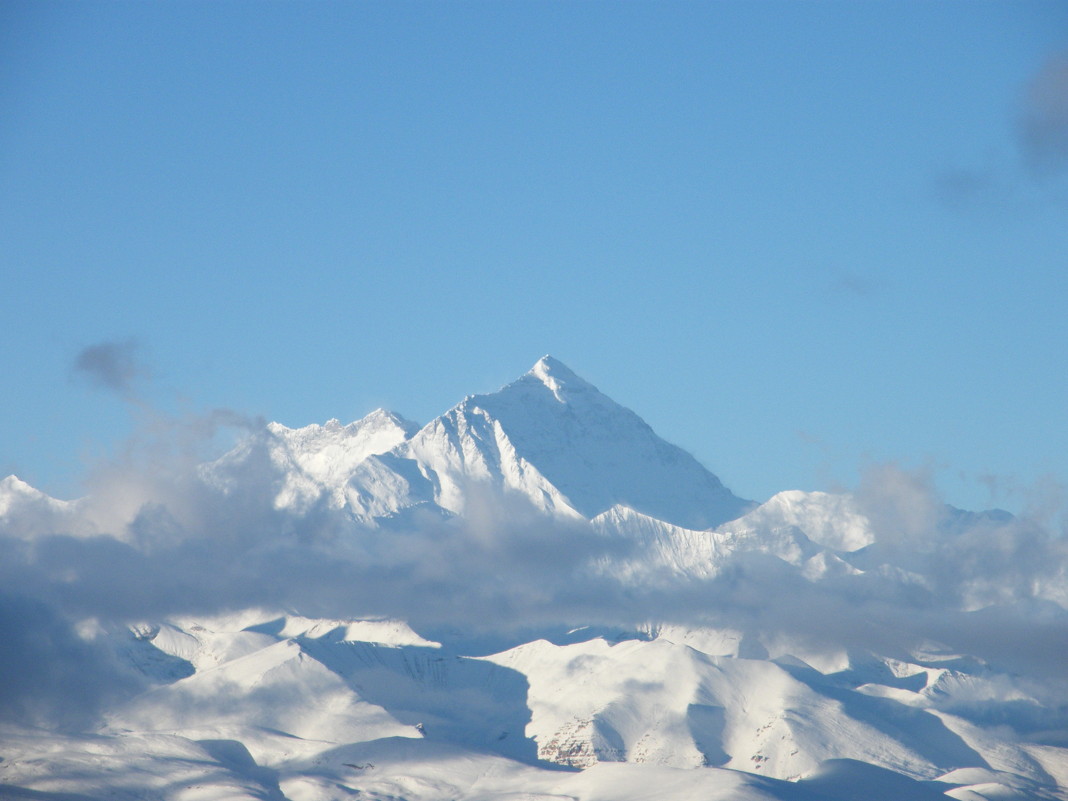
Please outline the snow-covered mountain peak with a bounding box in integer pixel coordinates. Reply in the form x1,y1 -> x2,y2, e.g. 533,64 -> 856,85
374,358 -> 750,526
527,354 -> 593,402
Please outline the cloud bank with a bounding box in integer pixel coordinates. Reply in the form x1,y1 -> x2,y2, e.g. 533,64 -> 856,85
1,412 -> 1066,728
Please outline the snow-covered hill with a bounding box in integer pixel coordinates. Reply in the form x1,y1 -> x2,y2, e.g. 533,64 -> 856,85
4,612 -> 1063,800
1,357 -> 1066,800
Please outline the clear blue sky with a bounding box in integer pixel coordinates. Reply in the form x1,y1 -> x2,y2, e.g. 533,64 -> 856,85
3,1 -> 1067,515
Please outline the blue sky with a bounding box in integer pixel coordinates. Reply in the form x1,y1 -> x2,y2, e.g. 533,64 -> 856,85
2,1 -> 1067,514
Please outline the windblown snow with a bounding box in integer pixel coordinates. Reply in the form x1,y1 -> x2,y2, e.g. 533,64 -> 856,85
1,357 -> 1065,801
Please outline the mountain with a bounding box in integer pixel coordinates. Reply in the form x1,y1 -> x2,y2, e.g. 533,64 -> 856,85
1,357 -> 1066,801
199,355 -> 753,529
402,355 -> 753,528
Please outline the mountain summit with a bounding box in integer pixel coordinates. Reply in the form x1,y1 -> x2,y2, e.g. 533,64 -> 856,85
527,354 -> 595,400
417,355 -> 753,528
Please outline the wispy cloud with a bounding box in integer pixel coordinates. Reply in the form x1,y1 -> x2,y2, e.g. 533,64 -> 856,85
72,338 -> 147,398
829,270 -> 880,297
1019,50 -> 1068,178
932,165 -> 1004,208
932,50 -> 1068,209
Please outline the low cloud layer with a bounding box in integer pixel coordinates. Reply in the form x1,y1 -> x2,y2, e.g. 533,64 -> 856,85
1,413 -> 1066,728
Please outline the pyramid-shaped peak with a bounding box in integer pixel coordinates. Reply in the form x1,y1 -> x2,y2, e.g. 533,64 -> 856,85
527,355 -> 595,399
427,357 -> 752,528
531,354 -> 577,377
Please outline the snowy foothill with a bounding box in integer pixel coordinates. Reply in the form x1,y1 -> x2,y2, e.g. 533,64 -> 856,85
1,357 -> 1066,800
